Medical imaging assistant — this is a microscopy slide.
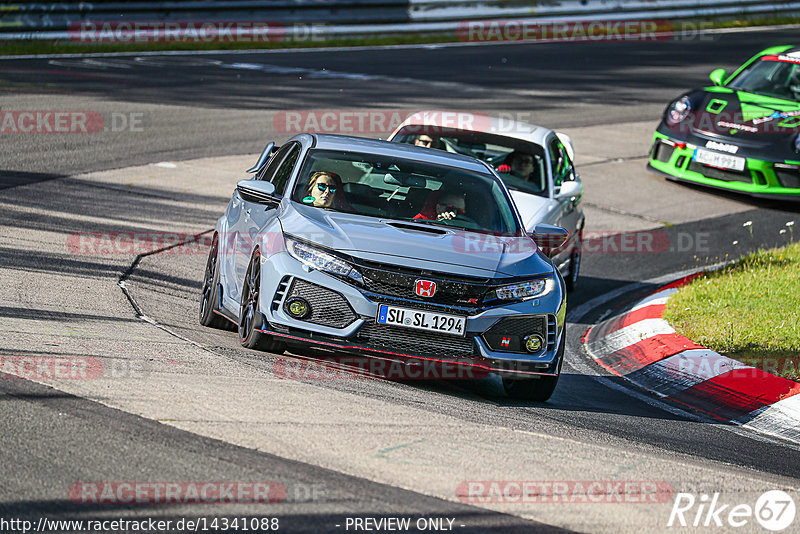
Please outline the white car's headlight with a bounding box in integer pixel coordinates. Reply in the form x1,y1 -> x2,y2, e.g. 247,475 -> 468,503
666,96 -> 692,125
285,237 -> 362,282
494,278 -> 555,301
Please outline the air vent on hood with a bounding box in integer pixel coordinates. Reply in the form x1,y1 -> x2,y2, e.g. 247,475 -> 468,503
384,221 -> 449,235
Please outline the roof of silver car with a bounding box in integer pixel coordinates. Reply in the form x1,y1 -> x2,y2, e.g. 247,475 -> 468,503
391,111 -> 553,147
309,133 -> 492,173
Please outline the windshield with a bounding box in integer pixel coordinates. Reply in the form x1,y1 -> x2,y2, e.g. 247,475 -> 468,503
291,149 -> 522,235
728,57 -> 800,101
392,128 -> 549,198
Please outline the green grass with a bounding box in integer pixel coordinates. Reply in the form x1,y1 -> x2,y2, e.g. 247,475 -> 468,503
664,239 -> 800,381
1,15 -> 798,56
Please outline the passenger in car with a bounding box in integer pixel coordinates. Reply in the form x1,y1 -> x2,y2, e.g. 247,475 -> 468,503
304,171 -> 350,210
412,190 -> 466,221
497,151 -> 536,180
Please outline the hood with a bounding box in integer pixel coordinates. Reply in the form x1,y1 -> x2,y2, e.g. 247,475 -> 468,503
280,203 -> 553,278
509,190 -> 552,233
679,88 -> 800,145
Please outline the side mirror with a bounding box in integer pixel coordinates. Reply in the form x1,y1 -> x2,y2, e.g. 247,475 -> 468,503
237,179 -> 278,206
709,68 -> 727,86
556,180 -> 582,200
246,142 -> 276,174
531,223 -> 569,250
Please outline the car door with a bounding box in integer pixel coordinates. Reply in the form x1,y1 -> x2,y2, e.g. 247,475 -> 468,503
221,143 -> 294,309
235,142 -> 302,287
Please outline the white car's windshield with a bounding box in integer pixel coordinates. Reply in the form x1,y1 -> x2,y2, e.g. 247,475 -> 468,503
291,149 -> 522,235
392,129 -> 549,198
728,57 -> 800,101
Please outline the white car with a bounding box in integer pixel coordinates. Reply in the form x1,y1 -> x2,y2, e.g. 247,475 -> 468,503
388,113 -> 585,291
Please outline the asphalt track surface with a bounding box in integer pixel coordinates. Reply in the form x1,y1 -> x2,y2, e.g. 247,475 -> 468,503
2,28 -> 800,533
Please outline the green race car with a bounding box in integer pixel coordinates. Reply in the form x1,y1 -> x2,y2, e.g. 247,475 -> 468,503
648,45 -> 800,200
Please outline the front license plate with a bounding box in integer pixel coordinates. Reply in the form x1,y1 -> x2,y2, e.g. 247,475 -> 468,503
376,304 -> 466,337
693,148 -> 745,171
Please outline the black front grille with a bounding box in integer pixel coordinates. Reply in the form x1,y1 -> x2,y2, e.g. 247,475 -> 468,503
776,168 -> 800,189
481,315 -> 550,353
356,322 -> 475,360
688,161 -> 751,184
284,279 -> 357,328
358,262 -> 493,309
652,141 -> 674,163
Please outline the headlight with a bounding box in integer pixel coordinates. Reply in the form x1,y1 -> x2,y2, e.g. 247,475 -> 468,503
285,237 -> 362,282
666,96 -> 692,125
494,278 -> 555,301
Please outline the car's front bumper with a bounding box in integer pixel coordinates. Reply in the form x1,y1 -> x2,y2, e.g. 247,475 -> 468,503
254,251 -> 567,378
648,131 -> 800,200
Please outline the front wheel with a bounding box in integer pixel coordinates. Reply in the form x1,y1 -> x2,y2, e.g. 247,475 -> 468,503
239,250 -> 286,353
502,333 -> 564,402
199,235 -> 233,330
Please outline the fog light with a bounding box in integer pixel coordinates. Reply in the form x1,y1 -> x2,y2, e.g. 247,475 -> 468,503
524,334 -> 544,353
286,297 -> 311,319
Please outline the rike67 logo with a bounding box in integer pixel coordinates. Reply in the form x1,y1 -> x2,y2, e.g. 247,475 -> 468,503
668,490 -> 796,531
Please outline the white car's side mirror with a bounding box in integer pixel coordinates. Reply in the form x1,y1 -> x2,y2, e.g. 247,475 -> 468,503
556,180 -> 582,199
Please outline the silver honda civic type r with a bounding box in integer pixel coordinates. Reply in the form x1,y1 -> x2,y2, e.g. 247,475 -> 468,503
200,133 -> 568,400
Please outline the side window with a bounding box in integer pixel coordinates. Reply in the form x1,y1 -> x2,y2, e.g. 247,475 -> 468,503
257,144 -> 292,182
270,143 -> 301,197
548,138 -> 574,187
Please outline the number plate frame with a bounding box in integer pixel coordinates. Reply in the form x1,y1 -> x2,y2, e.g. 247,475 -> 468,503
693,148 -> 746,171
376,304 -> 466,337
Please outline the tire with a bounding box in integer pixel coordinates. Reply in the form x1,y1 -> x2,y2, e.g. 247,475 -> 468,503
502,333 -> 565,402
565,234 -> 582,293
199,235 -> 233,330
238,250 -> 286,353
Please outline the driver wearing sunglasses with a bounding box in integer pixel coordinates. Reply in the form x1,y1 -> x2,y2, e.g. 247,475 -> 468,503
306,171 -> 342,208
